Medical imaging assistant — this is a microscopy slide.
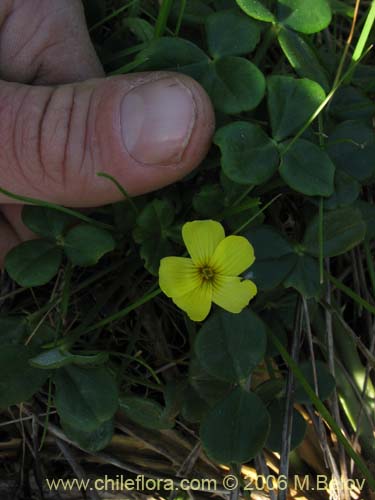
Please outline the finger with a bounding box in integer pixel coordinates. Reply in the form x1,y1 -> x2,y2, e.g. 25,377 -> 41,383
0,0 -> 103,84
0,72 -> 215,207
0,0 -> 104,244
0,214 -> 20,267
1,205 -> 36,240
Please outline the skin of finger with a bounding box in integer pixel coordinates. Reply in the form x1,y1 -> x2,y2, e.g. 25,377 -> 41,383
2,205 -> 36,240
0,0 -> 105,244
0,215 -> 20,267
0,72 -> 215,207
0,0 -> 104,83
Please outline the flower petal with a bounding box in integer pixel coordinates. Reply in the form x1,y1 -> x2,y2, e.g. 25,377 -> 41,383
172,282 -> 212,321
182,220 -> 225,266
159,257 -> 200,297
211,235 -> 255,276
212,276 -> 257,313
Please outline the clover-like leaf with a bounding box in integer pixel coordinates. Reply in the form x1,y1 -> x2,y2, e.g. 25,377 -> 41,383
214,122 -> 279,185
63,224 -> 115,266
277,0 -> 332,34
202,56 -> 266,114
200,387 -> 270,464
195,310 -> 267,383
206,9 -> 261,57
303,207 -> 366,257
278,27 -> 330,91
280,139 -> 335,197
245,225 -> 297,289
236,0 -> 276,22
267,75 -> 326,141
0,345 -> 49,408
54,365 -> 119,432
327,120 -> 375,182
22,206 -> 77,240
5,240 -> 62,287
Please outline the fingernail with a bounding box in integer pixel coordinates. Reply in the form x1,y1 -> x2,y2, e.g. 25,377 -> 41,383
121,77 -> 196,166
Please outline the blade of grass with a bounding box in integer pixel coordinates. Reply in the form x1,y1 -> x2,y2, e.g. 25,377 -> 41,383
326,272 -> 375,316
268,330 -> 375,489
174,0 -> 186,35
154,0 -> 174,38
89,0 -> 138,32
352,0 -> 375,61
0,186 -> 114,231
97,172 -> 139,214
282,46 -> 372,155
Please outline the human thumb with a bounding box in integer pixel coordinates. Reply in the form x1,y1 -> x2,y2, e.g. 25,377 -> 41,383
0,72 -> 214,207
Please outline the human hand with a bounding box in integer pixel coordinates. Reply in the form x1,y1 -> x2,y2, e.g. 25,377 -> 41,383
0,0 -> 215,266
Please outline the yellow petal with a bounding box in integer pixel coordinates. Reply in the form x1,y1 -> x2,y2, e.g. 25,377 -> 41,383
211,235 -> 255,276
172,282 -> 212,321
182,220 -> 225,266
159,257 -> 200,297
212,276 -> 257,313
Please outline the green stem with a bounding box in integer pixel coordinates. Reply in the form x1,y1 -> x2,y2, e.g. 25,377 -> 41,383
154,0 -> 174,38
326,272 -> 375,315
268,330 -> 375,489
89,0 -> 137,32
61,288 -> 162,348
253,25 -> 278,66
0,186 -> 114,231
174,0 -> 186,36
364,240 -> 375,297
352,0 -> 375,61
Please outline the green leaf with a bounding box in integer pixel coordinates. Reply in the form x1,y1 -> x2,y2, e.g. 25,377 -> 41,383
200,387 -> 270,464
245,225 -> 297,289
0,316 -> 28,345
277,0 -> 332,34
135,38 -> 265,114
0,345 -> 49,408
195,310 -> 267,383
330,86 -> 375,122
5,240 -> 62,287
261,311 -> 288,358
323,170 -> 360,210
119,396 -> 173,430
266,399 -> 306,452
30,349 -> 76,369
30,349 -> 109,369
181,385 -> 210,423
279,139 -> 335,197
123,17 -> 154,42
202,56 -> 265,114
134,37 -> 209,76
267,75 -> 326,141
327,120 -> 375,182
63,224 -> 115,266
189,356 -> 232,405
22,206 -> 77,240
214,122 -> 279,185
170,0 -> 214,25
355,201 -> 375,241
193,184 -> 225,217
61,418 -> 114,452
284,255 -> 321,298
236,0 -> 276,22
54,365 -> 118,432
303,207 -> 366,257
294,360 -> 336,403
206,9 -> 261,57
277,27 -> 330,91
133,199 -> 177,275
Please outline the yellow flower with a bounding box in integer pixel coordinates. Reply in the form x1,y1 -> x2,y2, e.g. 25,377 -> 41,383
159,220 -> 257,322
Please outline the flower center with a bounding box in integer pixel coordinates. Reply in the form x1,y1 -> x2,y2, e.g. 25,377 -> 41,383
199,265 -> 215,282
